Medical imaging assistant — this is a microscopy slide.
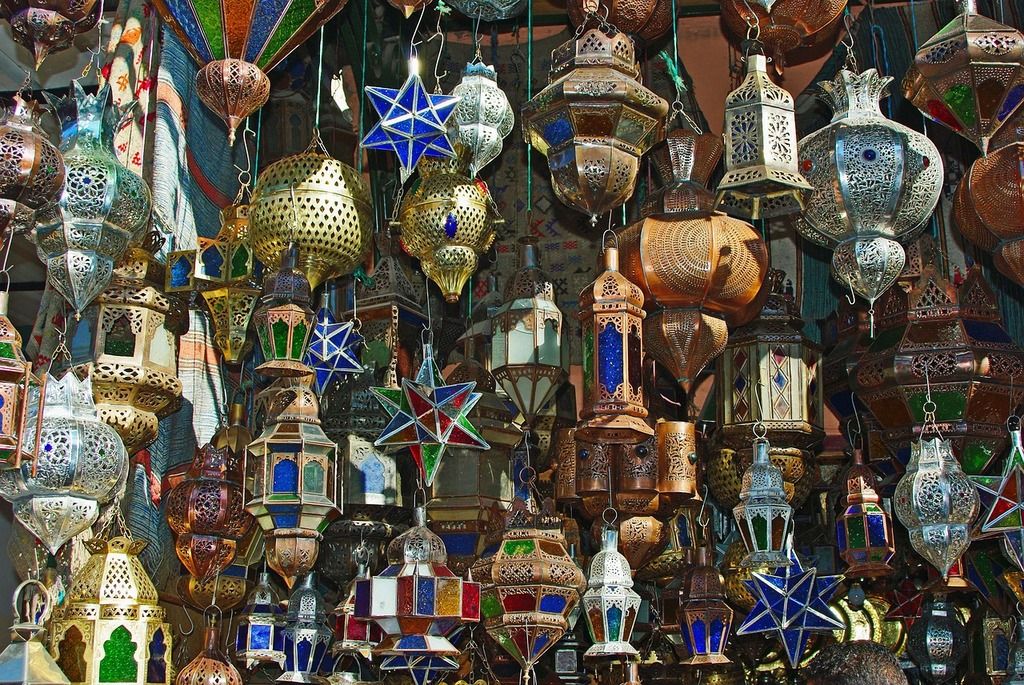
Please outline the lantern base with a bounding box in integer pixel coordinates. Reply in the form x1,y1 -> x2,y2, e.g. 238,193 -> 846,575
680,653 -> 732,666
277,672 -> 330,684
584,641 -> 639,658
739,549 -> 792,569
256,359 -> 316,378
239,651 -> 286,671
576,415 -> 654,445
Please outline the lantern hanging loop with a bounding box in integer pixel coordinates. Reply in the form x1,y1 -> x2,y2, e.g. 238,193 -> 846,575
840,8 -> 858,73
602,506 -> 618,527
922,366 -> 943,439
601,228 -> 619,253
202,602 -> 223,625
697,484 -> 712,530
12,578 -> 51,626
741,0 -> 760,42
471,8 -> 484,63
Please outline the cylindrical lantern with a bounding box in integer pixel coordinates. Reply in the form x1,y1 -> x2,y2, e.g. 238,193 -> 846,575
0,291 -> 42,470
281,573 -> 333,682
582,526 -> 641,659
906,596 -> 968,684
732,435 -> 793,568
679,543 -> 733,665
448,62 -> 515,176
234,571 -> 286,670
836,448 -> 895,578
251,243 -> 316,378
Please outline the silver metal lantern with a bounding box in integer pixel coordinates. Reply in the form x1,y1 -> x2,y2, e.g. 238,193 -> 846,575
732,433 -> 794,568
449,62 -> 515,177
906,596 -> 968,684
581,526 -> 641,659
235,571 -> 286,670
281,573 -> 333,683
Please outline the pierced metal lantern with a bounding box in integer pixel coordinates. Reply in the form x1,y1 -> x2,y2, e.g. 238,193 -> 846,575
0,373 -> 128,555
719,0 -> 846,66
1,0 -> 100,68
49,537 -> 172,685
175,564 -> 252,612
235,571 -> 286,670
490,237 -> 566,428
177,620 -> 243,685
679,543 -> 733,665
0,291 -> 42,470
281,573 -> 333,683
641,125 -> 723,220
249,137 -> 372,290
837,448 -> 895,578
395,148 -> 501,303
566,0 -> 677,43
246,377 -> 340,587
894,437 -> 979,579
716,49 -> 811,220
581,527 -> 641,659
448,0 -> 526,20
903,0 -> 1024,155
0,580 -> 69,685
0,94 -> 65,228
252,244 -> 315,378
732,435 -> 794,568
523,28 -> 668,224
637,496 -> 708,584
449,62 -> 515,177
906,596 -> 967,684
577,241 -> 652,445
35,82 -> 151,314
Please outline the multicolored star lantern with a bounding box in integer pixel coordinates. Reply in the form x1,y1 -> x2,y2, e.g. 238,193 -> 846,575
371,344 -> 489,486
304,306 -> 364,394
737,547 -> 844,667
361,58 -> 460,182
972,422 -> 1024,573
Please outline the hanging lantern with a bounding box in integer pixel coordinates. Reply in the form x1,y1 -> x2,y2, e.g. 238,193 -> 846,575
679,541 -> 733,665
35,82 -> 151,315
0,290 -> 42,470
0,94 -> 65,230
719,0 -> 846,66
472,498 -> 585,678
490,237 -> 567,428
732,435 -> 794,568
903,0 -> 1024,155
249,137 -> 372,290
637,497 -> 708,584
252,244 -> 316,378
175,564 -> 252,612
281,573 -> 333,682
837,448 -> 895,578
1007,619 -> 1024,685
48,537 -> 172,685
448,62 -> 515,177
333,551 -> 382,657
906,596 -> 968,684
797,69 -> 942,319
176,617 -> 243,685
0,0 -> 100,68
577,238 -> 652,445
0,581 -> 70,684
553,428 -> 579,507
246,376 -> 340,587
235,571 -> 286,670
640,125 -> 723,220
448,0 -> 526,21
581,526 -> 641,659
972,420 -> 1024,573
715,47 -> 811,220
523,28 -> 668,224
565,0 -> 677,43
305,289 -> 364,395
395,147 -> 501,303
707,442 -> 818,511
69,239 -> 185,454
0,372 -> 128,555
894,437 -> 979,579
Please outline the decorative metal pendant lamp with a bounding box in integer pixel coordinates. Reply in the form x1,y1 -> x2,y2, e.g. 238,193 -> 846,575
732,432 -> 794,568
581,524 -> 641,659
235,571 -> 286,670
448,62 -> 515,177
0,580 -> 70,685
0,290 -> 42,470
716,45 -> 811,220
281,573 -> 333,683
906,595 -> 967,684
837,448 -> 895,578
0,0 -> 100,68
566,0 -> 678,43
176,616 -> 243,685
720,0 -> 846,66
679,539 -> 733,665
0,94 -> 65,232
252,244 -> 316,378
523,27 -> 668,224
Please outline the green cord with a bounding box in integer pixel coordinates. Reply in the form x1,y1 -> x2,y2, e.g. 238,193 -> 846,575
315,26 -> 326,129
526,0 -> 533,219
357,0 -> 368,174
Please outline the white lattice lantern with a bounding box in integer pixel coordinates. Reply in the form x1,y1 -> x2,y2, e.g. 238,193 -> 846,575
582,526 -> 642,659
449,62 -> 515,177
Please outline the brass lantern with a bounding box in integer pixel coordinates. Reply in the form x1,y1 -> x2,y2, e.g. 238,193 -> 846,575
837,448 -> 895,578
715,48 -> 811,220
246,376 -> 341,587
640,125 -> 723,220
249,136 -> 372,291
176,619 -> 242,685
732,435 -> 794,568
577,238 -> 652,445
49,537 -> 172,685
252,244 -> 315,378
0,94 -> 65,227
448,62 -> 515,177
0,580 -> 70,685
490,237 -> 567,428
719,0 -> 846,66
523,28 -> 668,224
581,526 -> 642,659
1,0 -> 100,68
679,543 -> 733,665
903,0 -> 1024,155
566,0 -> 678,43
0,290 -> 42,469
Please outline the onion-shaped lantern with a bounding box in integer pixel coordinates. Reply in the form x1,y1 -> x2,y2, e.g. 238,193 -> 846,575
281,573 -> 333,683
176,618 -> 243,685
0,373 -> 128,555
1,0 -> 100,68
449,62 -> 514,177
720,0 -> 846,66
716,48 -> 811,220
0,290 -> 42,470
581,526 -> 641,659
249,137 -> 372,290
732,435 -> 794,568
0,94 -> 65,233
448,0 -> 526,20
678,541 -> 733,665
395,148 -> 501,303
797,69 -> 942,320
235,571 -> 286,670
837,448 -> 895,578
566,0 -> 678,43
175,564 -> 252,612
906,596 -> 968,684
523,28 -> 668,224
252,244 -> 315,378
36,82 -> 151,315
894,437 -> 979,579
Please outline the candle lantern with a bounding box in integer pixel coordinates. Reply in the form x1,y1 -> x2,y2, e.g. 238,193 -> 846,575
0,290 -> 42,469
715,48 -> 811,220
581,526 -> 642,659
48,537 -> 172,685
906,596 -> 967,684
679,542 -> 733,665
720,0 -> 846,66
836,448 -> 895,578
448,62 -> 515,176
281,573 -> 333,683
177,618 -> 243,685
235,571 -> 286,670
0,579 -> 70,685
333,552 -> 382,657
252,244 -> 316,378
732,435 -> 794,568
0,94 -> 65,228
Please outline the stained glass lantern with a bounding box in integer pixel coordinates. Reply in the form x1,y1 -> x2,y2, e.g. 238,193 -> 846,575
894,437 -> 979,580
281,573 -> 333,683
1007,620 -> 1024,685
679,542 -> 733,665
490,237 -> 566,429
48,537 -> 172,685
449,62 -> 515,177
0,94 -> 65,230
577,238 -> 653,445
305,293 -> 363,396
972,420 -> 1024,573
0,290 -> 42,470
0,372 -> 128,555
69,240 -> 185,454
565,0 -> 678,43
448,0 -> 526,20
0,580 -> 70,685
333,552 -> 383,657
246,376 -> 340,587
252,244 -> 316,378
732,435 -> 794,568
715,48 -> 811,220
837,448 -> 895,578
177,618 -> 243,685
0,0 -> 100,68
523,28 -> 668,224
581,526 -> 641,659
35,82 -> 151,315
906,596 -> 967,684
235,571 -> 286,670
719,0 -> 846,66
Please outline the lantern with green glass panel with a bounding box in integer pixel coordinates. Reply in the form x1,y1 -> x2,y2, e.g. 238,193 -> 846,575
837,448 -> 895,578
252,243 -> 315,378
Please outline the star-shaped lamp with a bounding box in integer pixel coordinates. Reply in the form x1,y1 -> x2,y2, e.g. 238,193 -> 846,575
737,546 -> 844,667
371,343 -> 489,486
361,58 -> 460,182
973,419 -> 1024,572
304,305 -> 363,394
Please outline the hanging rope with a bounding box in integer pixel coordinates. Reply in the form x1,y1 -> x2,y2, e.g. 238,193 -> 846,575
357,0 -> 369,174
525,0 -> 534,237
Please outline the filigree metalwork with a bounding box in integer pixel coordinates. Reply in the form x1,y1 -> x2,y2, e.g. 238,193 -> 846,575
449,62 -> 514,176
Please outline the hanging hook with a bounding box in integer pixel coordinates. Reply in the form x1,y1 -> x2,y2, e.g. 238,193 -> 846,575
697,484 -> 711,529
841,7 -> 859,72
844,277 -> 858,305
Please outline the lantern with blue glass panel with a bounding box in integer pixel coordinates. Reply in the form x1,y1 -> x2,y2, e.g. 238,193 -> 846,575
581,525 -> 641,659
679,541 -> 733,665
837,447 -> 895,578
235,571 -> 286,670
281,572 -> 333,683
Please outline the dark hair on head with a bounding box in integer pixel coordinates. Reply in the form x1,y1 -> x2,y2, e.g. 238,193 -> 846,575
803,641 -> 907,685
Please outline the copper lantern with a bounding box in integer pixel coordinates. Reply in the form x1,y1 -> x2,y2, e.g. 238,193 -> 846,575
837,448 -> 895,578
719,0 -> 846,66
176,619 -> 242,685
252,243 -> 316,378
566,0 -> 678,43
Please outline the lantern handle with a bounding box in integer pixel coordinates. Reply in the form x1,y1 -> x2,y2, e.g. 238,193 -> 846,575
602,507 -> 618,526
12,579 -> 52,627
600,228 -> 619,253
202,603 -> 223,626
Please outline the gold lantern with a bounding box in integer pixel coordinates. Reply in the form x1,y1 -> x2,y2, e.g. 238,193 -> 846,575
716,48 -> 812,220
246,376 -> 341,587
49,537 -> 172,685
251,244 -> 315,378
0,290 -> 42,469
523,28 -> 668,224
70,238 -> 184,454
175,618 -> 242,685
577,237 -> 652,445
395,147 -> 501,303
249,135 -> 372,290
720,0 -> 847,67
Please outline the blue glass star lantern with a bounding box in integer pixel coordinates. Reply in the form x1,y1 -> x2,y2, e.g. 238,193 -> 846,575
371,342 -> 489,487
304,305 -> 363,394
737,546 -> 844,667
361,58 -> 460,182
973,418 -> 1024,573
